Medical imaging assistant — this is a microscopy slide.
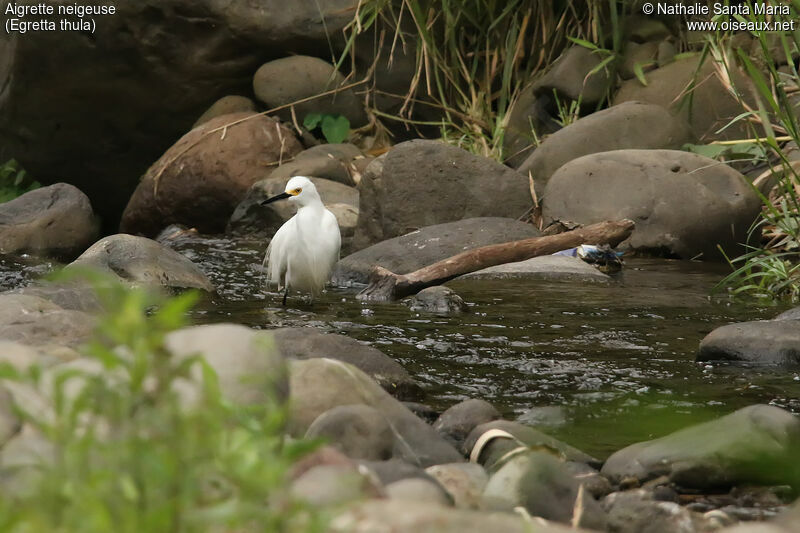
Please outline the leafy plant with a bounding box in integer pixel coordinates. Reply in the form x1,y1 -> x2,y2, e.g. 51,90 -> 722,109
303,113 -> 351,144
0,271 -> 323,532
0,159 -> 40,203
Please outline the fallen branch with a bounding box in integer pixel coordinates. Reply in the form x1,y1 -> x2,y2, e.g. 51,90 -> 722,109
356,219 -> 635,302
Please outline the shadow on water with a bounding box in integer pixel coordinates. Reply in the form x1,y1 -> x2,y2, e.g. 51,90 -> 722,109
161,235 -> 800,458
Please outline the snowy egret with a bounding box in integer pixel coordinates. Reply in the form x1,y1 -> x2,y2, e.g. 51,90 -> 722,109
261,176 -> 341,305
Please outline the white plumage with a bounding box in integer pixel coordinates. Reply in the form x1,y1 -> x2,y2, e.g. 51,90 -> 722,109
262,176 -> 341,303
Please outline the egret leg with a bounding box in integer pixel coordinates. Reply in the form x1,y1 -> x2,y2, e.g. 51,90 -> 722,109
282,288 -> 288,306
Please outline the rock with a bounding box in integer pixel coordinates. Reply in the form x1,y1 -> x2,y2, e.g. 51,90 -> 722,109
288,358 -> 463,467
165,323 -> 288,405
334,218 -> 540,286
503,87 -> 561,167
291,464 -> 382,507
697,319 -> 800,365
459,255 -> 611,283
433,399 -> 501,453
68,234 -> 214,292
1,0 -> 360,227
404,286 -> 468,314
253,56 -> 367,127
466,420 -> 600,469
482,453 -> 606,529
353,141 -> 533,250
614,55 -> 753,141
14,282 -> 103,313
542,149 -> 762,260
0,294 -> 94,348
0,386 -> 21,449
193,95 -> 256,127
268,328 -> 417,398
385,477 -> 453,506
359,458 -> 436,486
518,406 -> 569,428
305,404 -> 394,461
266,143 -> 368,187
600,405 -> 800,490
0,424 -> 53,495
425,463 -> 488,510
0,183 -> 98,260
564,461 -> 613,499
329,500 -> 580,533
776,306 -> 800,320
518,102 -> 692,192
601,489 -> 699,533
402,402 -> 439,424
620,42 -> 659,80
533,46 -> 614,107
0,340 -> 78,370
120,113 -> 303,236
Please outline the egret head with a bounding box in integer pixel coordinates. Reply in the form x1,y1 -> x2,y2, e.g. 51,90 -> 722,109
261,176 -> 320,208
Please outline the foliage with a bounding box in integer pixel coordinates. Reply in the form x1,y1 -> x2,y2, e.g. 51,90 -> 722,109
0,272 -> 323,533
303,113 -> 351,144
0,159 -> 40,203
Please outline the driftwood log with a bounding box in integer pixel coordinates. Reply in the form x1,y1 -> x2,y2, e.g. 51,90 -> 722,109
356,219 -> 635,302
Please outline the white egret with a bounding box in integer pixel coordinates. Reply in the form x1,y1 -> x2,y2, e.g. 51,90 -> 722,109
261,176 -> 341,305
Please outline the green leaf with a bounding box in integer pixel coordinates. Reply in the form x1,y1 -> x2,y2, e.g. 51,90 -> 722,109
302,113 -> 323,131
567,36 -> 600,51
320,114 -> 350,144
632,62 -> 649,86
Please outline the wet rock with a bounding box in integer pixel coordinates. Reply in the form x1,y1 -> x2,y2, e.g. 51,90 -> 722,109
266,143 -> 368,187
334,218 -> 540,286
542,149 -> 761,260
518,102 -> 692,192
120,113 -> 303,236
402,402 -> 439,423
697,319 -> 800,365
565,461 -> 614,499
404,286 -> 468,314
433,399 -> 501,453
518,405 -> 569,428
459,255 -> 611,283
466,420 -> 600,469
0,294 -> 94,348
359,458 -> 436,486
533,46 -> 614,107
1,0 -> 359,227
14,282 -> 103,313
614,55 -> 753,141
482,452 -> 607,529
0,183 -> 98,260
385,477 -> 453,506
165,323 -> 288,406
601,489 -> 699,533
269,327 -> 417,398
253,56 -> 367,127
425,463 -> 488,510
288,358 -> 463,467
305,404 -> 394,461
291,464 -> 382,507
193,95 -> 256,127
601,405 -> 800,490
353,141 -> 533,250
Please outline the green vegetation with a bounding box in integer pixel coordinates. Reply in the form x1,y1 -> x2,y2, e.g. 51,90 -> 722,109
0,159 -> 39,203
303,113 -> 351,144
0,273 -> 323,532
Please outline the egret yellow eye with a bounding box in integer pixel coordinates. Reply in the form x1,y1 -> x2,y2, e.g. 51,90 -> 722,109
290,188 -> 302,196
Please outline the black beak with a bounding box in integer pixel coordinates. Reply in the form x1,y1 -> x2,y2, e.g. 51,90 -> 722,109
260,192 -> 291,206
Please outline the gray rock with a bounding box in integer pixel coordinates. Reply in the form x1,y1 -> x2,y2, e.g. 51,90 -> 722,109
564,461 -> 613,499
334,218 -> 540,286
460,255 -> 611,283
165,324 -> 288,406
775,306 -> 800,320
385,477 -> 453,506
268,327 -> 417,398
433,399 -> 501,453
0,294 -> 94,347
305,404 -> 394,461
600,404 -> 800,489
697,319 -> 800,365
266,143 -> 368,187
13,282 -> 103,313
619,41 -> 659,80
0,183 -> 98,260
358,458 -> 436,486
404,286 -> 467,314
290,464 -> 381,507
68,234 -> 214,292
288,358 -> 463,468
120,113 -> 303,236
425,463 -> 488,510
482,452 -> 607,529
193,95 -> 256,128
542,149 -> 761,260
601,489 -> 698,533
518,102 -> 692,192
353,141 -> 533,250
253,56 -> 367,127
502,88 -> 561,167
533,46 -> 614,106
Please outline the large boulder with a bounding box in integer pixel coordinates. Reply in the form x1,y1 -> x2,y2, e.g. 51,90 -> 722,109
253,56 -> 368,127
518,102 -> 692,192
334,218 -> 540,286
353,141 -> 533,249
697,319 -> 800,365
67,234 -> 214,292
305,404 -> 394,461
288,358 -> 463,468
433,399 -> 501,453
600,404 -> 800,490
0,183 -> 98,260
459,255 -> 611,283
0,294 -> 94,348
542,149 -> 762,260
121,113 -> 302,236
265,144 -> 368,187
534,46 -> 614,108
193,95 -> 257,128
0,0 -> 359,227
